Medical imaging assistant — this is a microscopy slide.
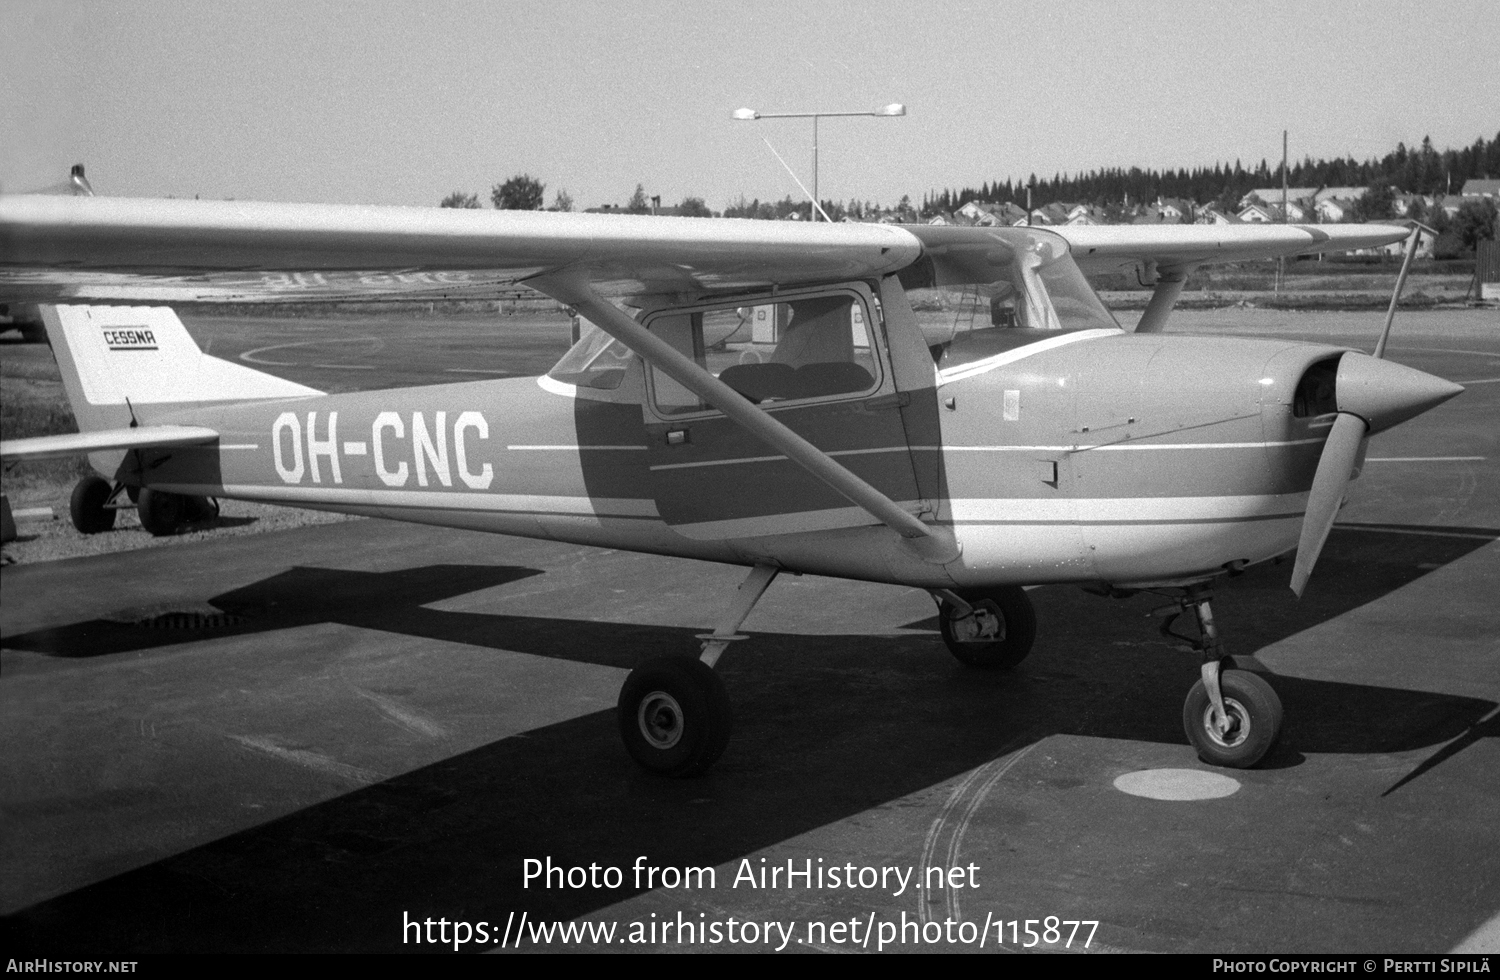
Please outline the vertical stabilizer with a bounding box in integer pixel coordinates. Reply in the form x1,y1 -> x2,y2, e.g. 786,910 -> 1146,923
40,304 -> 321,432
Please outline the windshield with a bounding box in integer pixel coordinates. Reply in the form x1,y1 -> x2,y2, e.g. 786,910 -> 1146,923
911,228 -> 1120,374
547,324 -> 634,389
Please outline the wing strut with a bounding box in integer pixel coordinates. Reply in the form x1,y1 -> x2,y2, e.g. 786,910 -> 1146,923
1134,263 -> 1196,333
530,275 -> 956,559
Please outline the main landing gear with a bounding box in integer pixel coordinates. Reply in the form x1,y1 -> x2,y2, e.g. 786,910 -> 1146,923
932,586 -> 1037,670
67,477 -> 217,537
1158,583 -> 1283,768
617,564 -> 778,776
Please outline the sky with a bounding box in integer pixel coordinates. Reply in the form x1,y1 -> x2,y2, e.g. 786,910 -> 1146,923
3,0 -> 1497,212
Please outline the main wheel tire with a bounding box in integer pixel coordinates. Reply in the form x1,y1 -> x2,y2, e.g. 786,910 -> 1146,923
1183,669 -> 1283,769
938,586 -> 1037,670
69,476 -> 116,534
136,487 -> 186,537
618,656 -> 732,777
182,495 -> 219,522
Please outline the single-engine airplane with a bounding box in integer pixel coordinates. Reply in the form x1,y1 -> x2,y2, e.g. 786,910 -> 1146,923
0,195 -> 1462,775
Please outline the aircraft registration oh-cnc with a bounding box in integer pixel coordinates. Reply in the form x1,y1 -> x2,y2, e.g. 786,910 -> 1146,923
0,195 -> 1463,775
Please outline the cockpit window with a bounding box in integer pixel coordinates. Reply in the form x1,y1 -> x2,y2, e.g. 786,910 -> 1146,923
548,324 -> 633,390
645,291 -> 880,416
919,231 -> 1120,375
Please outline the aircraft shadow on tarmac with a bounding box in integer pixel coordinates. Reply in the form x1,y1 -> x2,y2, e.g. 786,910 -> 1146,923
3,525 -> 1496,952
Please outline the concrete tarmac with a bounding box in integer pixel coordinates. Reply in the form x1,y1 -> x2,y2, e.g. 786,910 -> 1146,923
2,308 -> 1497,954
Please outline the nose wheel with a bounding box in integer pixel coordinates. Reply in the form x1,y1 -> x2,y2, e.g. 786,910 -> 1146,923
1183,668 -> 1282,768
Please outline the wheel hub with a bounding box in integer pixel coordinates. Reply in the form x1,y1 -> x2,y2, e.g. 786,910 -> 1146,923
1201,697 -> 1250,748
952,604 -> 1005,643
637,691 -> 684,749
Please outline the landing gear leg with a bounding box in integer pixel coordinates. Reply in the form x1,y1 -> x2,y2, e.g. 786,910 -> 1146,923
1164,584 -> 1283,769
617,564 -> 778,776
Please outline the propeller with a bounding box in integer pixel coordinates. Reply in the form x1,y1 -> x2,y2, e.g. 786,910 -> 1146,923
1289,352 -> 1463,597
1290,411 -> 1366,596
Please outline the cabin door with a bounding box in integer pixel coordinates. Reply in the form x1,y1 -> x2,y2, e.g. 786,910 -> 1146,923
642,284 -> 921,540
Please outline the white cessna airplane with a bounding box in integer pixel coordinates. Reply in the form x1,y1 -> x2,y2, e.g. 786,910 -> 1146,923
0,194 -> 1459,775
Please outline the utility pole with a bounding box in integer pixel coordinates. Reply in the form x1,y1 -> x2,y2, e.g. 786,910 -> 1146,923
1277,129 -> 1289,293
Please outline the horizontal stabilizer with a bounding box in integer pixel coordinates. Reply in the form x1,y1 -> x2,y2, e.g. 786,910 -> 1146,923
0,425 -> 219,462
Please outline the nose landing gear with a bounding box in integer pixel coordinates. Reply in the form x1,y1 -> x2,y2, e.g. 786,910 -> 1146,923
1159,584 -> 1283,768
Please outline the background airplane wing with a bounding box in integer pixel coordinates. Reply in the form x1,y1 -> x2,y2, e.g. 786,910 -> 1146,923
1048,223 -> 1410,276
0,425 -> 219,462
0,196 -> 921,304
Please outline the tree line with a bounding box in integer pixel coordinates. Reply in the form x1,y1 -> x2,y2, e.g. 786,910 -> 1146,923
924,131 -> 1500,215
437,131 -> 1498,255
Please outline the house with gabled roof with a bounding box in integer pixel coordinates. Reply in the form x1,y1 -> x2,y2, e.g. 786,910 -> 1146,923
1359,219 -> 1437,259
1195,206 -> 1243,225
1316,197 -> 1360,222
1461,179 -> 1500,199
956,200 -> 1029,226
1241,187 -> 1318,209
1065,204 -> 1106,225
1238,199 -> 1309,223
1028,202 -> 1072,226
1156,197 -> 1193,222
1393,193 -> 1429,217
1312,186 -> 1367,203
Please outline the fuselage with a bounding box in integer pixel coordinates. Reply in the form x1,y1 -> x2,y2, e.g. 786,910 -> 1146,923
132,327 -> 1350,591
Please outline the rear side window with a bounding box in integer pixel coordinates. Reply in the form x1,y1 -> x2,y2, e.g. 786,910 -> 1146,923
647,292 -> 880,416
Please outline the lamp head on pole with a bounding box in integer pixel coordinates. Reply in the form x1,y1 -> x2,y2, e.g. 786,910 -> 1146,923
731,108 -> 760,120
875,103 -> 906,116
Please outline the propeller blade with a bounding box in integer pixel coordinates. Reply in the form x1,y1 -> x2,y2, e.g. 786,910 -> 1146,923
1291,411 -> 1367,597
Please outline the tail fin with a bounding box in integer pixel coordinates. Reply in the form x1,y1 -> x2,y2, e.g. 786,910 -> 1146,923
40,304 -> 321,432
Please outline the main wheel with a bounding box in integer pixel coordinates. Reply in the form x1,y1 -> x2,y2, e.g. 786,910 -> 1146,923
1183,669 -> 1283,768
69,476 -> 116,534
618,656 -> 732,777
938,586 -> 1037,670
136,487 -> 186,537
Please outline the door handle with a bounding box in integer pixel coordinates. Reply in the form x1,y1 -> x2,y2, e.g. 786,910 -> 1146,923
859,391 -> 911,413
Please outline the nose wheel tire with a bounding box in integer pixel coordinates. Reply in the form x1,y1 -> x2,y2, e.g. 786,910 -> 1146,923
1182,669 -> 1283,769
938,586 -> 1037,670
618,656 -> 732,777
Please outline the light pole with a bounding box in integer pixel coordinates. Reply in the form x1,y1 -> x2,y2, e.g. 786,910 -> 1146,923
732,103 -> 906,220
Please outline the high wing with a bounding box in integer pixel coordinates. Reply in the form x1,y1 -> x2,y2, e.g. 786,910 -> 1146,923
0,195 -> 920,304
1,195 -> 1409,305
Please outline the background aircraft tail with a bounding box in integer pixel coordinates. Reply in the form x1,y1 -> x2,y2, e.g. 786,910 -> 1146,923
40,304 -> 321,432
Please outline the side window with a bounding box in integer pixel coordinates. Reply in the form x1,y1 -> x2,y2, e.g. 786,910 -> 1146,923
647,293 -> 879,416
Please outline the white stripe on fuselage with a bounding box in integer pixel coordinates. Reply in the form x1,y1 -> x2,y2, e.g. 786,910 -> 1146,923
936,328 -> 1123,384
649,438 -> 1323,472
661,492 -> 1311,539
946,493 -> 1309,524
167,484 -> 660,518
